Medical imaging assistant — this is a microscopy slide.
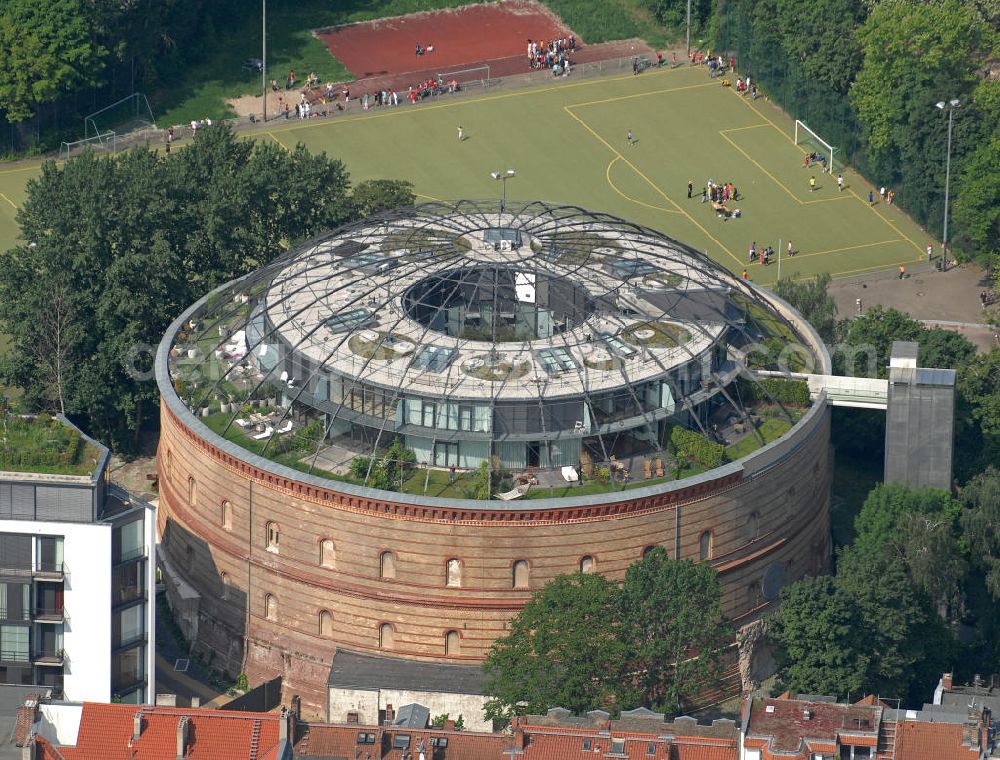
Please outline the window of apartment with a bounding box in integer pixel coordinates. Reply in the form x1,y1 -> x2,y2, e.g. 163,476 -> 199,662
113,604 -> 144,649
642,545 -> 656,559
220,572 -> 230,600
582,739 -> 592,751
445,630 -> 460,656
188,477 -> 197,508
0,625 -> 29,662
379,623 -> 394,649
512,560 -> 529,589
265,522 -> 279,552
111,561 -> 145,608
264,594 -> 277,621
430,737 -> 448,748
647,742 -> 656,755
747,511 -> 760,542
111,646 -> 144,692
113,519 -> 143,564
445,558 -> 462,587
699,531 -> 713,561
380,551 -> 396,580
579,555 -> 595,574
36,536 -> 63,573
0,583 -> 29,621
320,539 -> 335,568
319,610 -> 334,637
611,739 -> 626,754
356,732 -> 376,745
221,501 -> 233,531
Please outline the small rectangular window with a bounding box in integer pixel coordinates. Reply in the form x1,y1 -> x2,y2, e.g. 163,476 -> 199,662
611,739 -> 626,754
431,737 -> 448,748
647,742 -> 656,755
356,732 -> 375,744
392,734 -> 411,750
582,739 -> 592,751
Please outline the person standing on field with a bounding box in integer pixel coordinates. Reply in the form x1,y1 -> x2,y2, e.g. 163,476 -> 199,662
687,180 -> 693,198
809,176 -> 816,192
837,174 -> 844,192
458,125 -> 464,141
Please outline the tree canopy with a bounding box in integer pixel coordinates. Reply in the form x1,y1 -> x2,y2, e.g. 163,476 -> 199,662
774,272 -> 837,345
0,0 -> 108,121
483,549 -> 731,720
0,125 -> 412,451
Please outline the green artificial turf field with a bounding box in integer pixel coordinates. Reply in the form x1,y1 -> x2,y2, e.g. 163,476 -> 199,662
260,65 -> 930,283
0,64 -> 931,285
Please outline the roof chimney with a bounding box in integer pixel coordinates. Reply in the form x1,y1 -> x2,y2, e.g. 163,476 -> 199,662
176,716 -> 190,760
803,710 -> 812,721
513,717 -> 527,751
942,673 -> 954,691
133,711 -> 144,742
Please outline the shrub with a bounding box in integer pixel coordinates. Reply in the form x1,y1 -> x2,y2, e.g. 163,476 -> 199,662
670,427 -> 727,468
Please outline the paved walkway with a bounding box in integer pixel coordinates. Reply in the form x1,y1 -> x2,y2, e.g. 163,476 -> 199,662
829,260 -> 997,352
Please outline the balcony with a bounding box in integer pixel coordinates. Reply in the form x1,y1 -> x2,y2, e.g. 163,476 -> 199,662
33,649 -> 65,666
33,606 -> 65,623
34,562 -> 65,580
0,649 -> 30,664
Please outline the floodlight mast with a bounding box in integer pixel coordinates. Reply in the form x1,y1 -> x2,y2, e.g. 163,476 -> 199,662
490,169 -> 516,223
262,0 -> 267,121
934,98 -> 960,267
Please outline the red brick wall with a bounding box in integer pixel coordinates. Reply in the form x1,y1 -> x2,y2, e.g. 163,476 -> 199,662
157,400 -> 831,717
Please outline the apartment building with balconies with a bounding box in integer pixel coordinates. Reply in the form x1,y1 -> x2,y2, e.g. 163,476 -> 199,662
0,414 -> 155,704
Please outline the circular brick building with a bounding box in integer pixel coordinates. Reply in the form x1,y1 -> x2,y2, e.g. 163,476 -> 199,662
155,201 -> 832,715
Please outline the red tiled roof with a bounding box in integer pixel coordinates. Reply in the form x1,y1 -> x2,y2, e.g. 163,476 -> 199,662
55,702 -> 283,760
671,741 -> 737,760
893,719 -> 981,760
295,724 -> 509,759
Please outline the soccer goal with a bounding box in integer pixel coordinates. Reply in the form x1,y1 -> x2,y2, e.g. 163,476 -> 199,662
435,65 -> 492,90
59,130 -> 117,161
794,120 -> 836,173
84,92 -> 155,140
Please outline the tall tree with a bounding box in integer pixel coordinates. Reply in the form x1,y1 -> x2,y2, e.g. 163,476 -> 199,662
774,0 -> 867,93
961,467 -> 1000,599
482,572 -> 625,721
769,576 -> 870,697
618,548 -> 731,715
0,126 -> 356,451
774,272 -> 838,345
351,179 -> 416,218
0,0 -> 108,121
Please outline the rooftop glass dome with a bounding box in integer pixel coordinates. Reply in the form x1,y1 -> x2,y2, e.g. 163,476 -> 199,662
160,200 -> 823,499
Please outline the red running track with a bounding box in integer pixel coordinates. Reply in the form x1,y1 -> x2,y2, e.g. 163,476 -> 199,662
315,0 -> 573,80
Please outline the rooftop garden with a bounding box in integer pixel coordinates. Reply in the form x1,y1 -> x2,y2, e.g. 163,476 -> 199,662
622,321 -> 691,348
0,414 -> 102,476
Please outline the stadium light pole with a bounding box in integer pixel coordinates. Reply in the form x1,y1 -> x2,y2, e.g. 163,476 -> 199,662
935,98 -> 959,269
262,0 -> 267,122
491,169 -> 516,223
686,0 -> 692,57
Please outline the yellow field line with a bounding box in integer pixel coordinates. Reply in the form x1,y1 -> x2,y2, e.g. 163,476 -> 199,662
563,104 -> 743,268
0,191 -> 17,209
846,188 -> 924,256
0,165 -> 41,176
568,80 -> 717,109
415,192 -> 444,202
729,89 -> 924,257
718,130 -> 849,206
262,65 -> 689,138
267,131 -> 288,150
791,238 -> 903,260
721,123 -> 771,133
605,158 -> 683,215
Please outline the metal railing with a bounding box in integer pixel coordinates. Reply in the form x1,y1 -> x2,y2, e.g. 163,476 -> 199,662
0,649 -> 30,663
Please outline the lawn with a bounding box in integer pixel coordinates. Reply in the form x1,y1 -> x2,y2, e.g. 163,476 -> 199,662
725,417 -> 792,461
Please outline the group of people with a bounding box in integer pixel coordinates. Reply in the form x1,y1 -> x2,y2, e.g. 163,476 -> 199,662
700,180 -> 740,204
747,241 -> 793,266
527,36 -> 576,71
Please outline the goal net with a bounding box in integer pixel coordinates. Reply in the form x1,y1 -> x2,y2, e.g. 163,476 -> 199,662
435,65 -> 492,89
59,130 -> 117,161
794,120 -> 836,173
